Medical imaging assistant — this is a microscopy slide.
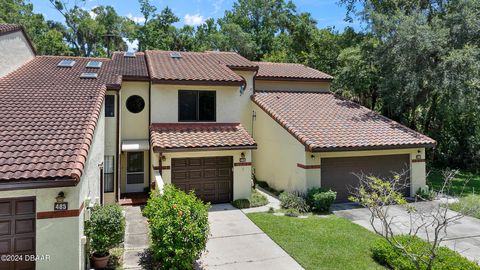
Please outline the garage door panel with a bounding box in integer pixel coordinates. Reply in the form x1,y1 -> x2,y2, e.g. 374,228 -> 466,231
0,221 -> 11,236
322,155 -> 410,202
16,260 -> 35,270
171,157 -> 233,203
15,219 -> 34,235
0,202 -> 12,217
172,171 -> 188,180
15,201 -> 34,215
14,237 -> 34,253
172,159 -> 188,168
0,239 -> 11,254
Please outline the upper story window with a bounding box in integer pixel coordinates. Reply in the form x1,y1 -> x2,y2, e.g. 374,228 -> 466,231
105,95 -> 115,117
178,90 -> 216,122
126,95 -> 145,114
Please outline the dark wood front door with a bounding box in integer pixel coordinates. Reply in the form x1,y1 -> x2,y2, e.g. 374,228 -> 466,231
171,157 -> 233,203
321,155 -> 411,202
0,197 -> 36,270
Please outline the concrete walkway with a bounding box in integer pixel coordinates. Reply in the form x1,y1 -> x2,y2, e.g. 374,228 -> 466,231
242,187 -> 281,214
333,201 -> 480,263
196,204 -> 303,270
123,206 -> 149,270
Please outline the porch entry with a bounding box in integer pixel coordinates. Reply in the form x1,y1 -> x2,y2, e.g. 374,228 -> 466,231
126,151 -> 145,193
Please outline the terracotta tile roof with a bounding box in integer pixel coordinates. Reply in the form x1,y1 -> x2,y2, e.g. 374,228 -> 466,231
254,62 -> 333,81
206,51 -> 258,70
145,51 -> 245,85
0,23 -> 22,35
252,91 -> 436,152
110,52 -> 149,81
150,123 -> 257,152
0,56 -> 112,182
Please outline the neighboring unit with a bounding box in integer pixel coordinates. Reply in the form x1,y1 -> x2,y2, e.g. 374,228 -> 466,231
0,24 -> 435,269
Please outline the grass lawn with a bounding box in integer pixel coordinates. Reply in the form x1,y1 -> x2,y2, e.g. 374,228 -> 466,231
247,213 -> 385,270
427,169 -> 480,196
449,195 -> 480,219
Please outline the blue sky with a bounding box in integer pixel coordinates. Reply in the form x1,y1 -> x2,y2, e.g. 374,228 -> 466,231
30,0 -> 362,50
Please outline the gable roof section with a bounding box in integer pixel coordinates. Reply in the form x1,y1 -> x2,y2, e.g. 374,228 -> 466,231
252,91 -> 436,152
206,51 -> 258,71
145,51 -> 245,86
0,23 -> 36,55
254,62 -> 333,81
150,123 -> 257,152
0,56 -> 111,186
109,52 -> 149,84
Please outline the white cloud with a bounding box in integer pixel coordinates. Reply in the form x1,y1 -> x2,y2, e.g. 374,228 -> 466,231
88,5 -> 98,19
127,13 -> 146,24
212,0 -> 224,14
184,14 -> 205,26
123,38 -> 139,52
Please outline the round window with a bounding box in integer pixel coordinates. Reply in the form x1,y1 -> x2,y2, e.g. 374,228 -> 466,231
126,95 -> 145,114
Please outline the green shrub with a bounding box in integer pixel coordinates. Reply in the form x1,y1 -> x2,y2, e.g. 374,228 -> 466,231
85,204 -> 125,257
232,199 -> 251,209
279,192 -> 310,213
255,180 -> 270,189
144,185 -> 210,269
250,189 -> 269,207
371,235 -> 480,270
306,188 -> 337,212
416,186 -> 436,201
284,208 -> 300,217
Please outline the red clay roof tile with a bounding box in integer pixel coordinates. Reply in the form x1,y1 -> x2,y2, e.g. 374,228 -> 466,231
206,51 -> 258,70
254,62 -> 333,81
110,52 -> 149,80
150,123 -> 257,152
252,91 -> 436,151
0,56 -> 110,182
145,51 -> 245,85
0,23 -> 22,35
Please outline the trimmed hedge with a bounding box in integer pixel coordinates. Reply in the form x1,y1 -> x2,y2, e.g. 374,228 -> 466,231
279,192 -> 310,213
371,235 -> 480,270
144,185 -> 210,269
85,204 -> 125,257
306,187 -> 336,212
232,199 -> 250,209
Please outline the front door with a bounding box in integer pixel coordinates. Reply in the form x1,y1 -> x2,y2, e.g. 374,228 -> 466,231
126,152 -> 145,193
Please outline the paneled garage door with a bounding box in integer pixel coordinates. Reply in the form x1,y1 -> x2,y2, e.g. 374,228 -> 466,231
321,155 -> 410,202
171,157 -> 233,203
0,197 -> 36,270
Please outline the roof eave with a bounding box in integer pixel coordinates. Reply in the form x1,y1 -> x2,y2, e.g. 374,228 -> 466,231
153,144 -> 258,153
151,79 -> 243,86
309,143 -> 437,153
0,177 -> 78,191
228,66 -> 259,71
255,76 -> 333,82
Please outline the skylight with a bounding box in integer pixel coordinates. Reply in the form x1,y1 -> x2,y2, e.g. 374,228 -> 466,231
124,52 -> 136,58
57,60 -> 76,67
80,72 -> 98,79
86,61 -> 102,68
170,52 -> 182,59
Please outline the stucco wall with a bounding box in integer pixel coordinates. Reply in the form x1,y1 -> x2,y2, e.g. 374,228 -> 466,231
252,103 -> 306,192
150,83 -> 253,133
0,104 -> 104,270
255,80 -> 331,92
0,31 -> 35,77
307,148 -> 427,196
104,91 -> 118,204
153,150 -> 252,200
120,81 -> 150,140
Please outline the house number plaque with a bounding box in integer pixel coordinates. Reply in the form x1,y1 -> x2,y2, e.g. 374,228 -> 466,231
54,202 -> 68,211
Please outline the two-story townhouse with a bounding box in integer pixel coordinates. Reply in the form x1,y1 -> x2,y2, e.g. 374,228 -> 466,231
0,23 -> 436,269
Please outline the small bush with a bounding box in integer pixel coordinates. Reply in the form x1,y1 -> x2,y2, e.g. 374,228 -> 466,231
232,199 -> 251,209
253,178 -> 283,196
250,189 -> 268,207
144,185 -> 210,269
279,192 -> 310,213
284,208 -> 300,217
371,235 -> 480,270
416,186 -> 436,201
306,188 -> 336,212
85,204 -> 125,257
267,207 -> 275,213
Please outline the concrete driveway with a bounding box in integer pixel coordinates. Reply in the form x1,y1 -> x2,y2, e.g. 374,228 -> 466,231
333,202 -> 480,263
195,204 -> 303,270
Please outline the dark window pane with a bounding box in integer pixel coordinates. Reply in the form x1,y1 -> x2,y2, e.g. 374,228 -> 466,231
104,173 -> 114,192
105,95 -> 115,117
104,156 -> 114,193
199,91 -> 216,121
127,152 -> 144,173
179,91 -> 198,121
127,173 -> 144,184
126,95 -> 145,114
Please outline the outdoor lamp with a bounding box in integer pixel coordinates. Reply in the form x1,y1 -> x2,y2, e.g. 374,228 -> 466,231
240,152 -> 246,162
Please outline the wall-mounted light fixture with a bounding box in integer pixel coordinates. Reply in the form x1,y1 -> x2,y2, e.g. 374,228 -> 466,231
56,191 -> 65,203
239,152 -> 246,162
311,154 -> 316,160
161,155 -> 166,162
416,149 -> 422,159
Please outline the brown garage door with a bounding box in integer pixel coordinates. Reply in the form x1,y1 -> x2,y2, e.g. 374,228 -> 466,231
321,155 -> 410,202
171,157 -> 233,203
0,197 -> 36,270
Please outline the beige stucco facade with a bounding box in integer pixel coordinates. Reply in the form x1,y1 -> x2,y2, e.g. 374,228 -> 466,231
252,102 -> 427,196
151,150 -> 252,200
0,31 -> 35,77
255,80 -> 330,92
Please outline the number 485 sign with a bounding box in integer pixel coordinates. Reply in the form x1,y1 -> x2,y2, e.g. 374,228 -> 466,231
54,202 -> 68,211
